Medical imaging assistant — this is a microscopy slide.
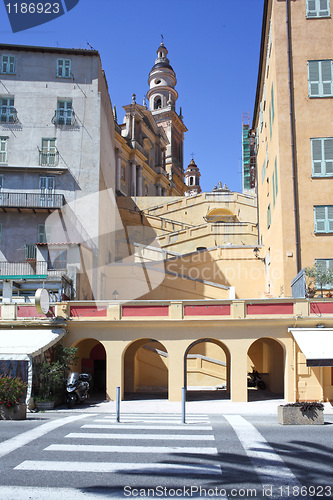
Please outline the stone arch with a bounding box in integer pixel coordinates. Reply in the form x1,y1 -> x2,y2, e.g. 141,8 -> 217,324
247,337 -> 285,396
184,338 -> 231,398
123,338 -> 168,398
71,338 -> 107,396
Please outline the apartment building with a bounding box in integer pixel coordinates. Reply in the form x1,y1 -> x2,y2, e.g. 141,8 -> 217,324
0,43 -> 116,301
252,0 -> 333,298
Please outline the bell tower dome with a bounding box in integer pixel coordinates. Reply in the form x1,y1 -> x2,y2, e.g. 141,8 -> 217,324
147,42 -> 187,193
147,43 -> 178,111
185,158 -> 201,197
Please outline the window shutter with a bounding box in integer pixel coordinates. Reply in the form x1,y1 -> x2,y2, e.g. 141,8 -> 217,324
328,206 -> 333,232
0,224 -> 2,245
47,177 -> 55,191
308,61 -> 320,96
314,206 -> 326,232
319,0 -> 330,16
57,59 -> 63,77
312,138 -> 323,175
38,224 -> 46,243
324,138 -> 333,174
271,84 -> 275,121
307,0 -> 317,16
272,173 -> 276,206
275,157 -> 278,196
321,60 -> 333,96
64,60 -> 71,77
39,176 -> 47,191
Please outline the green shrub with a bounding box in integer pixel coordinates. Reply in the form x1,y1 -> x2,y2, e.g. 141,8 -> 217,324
0,376 -> 27,409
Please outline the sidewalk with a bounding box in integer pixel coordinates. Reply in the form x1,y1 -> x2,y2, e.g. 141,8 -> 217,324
38,397 -> 333,416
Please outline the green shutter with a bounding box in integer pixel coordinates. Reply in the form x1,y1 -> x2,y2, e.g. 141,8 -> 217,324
38,224 -> 46,243
272,173 -> 275,206
308,61 -> 320,96
262,159 -> 266,184
269,105 -> 272,138
324,138 -> 333,174
311,138 -> 323,175
328,206 -> 333,232
271,84 -> 275,122
275,157 -> 278,196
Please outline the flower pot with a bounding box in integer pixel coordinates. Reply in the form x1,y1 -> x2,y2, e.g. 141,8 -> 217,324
0,403 -> 27,420
35,401 -> 55,410
278,405 -> 324,425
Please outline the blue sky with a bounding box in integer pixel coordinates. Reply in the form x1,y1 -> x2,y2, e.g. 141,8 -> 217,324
1,0 -> 264,192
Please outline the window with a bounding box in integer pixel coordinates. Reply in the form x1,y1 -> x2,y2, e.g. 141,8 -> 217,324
306,0 -> 330,17
154,96 -> 162,110
39,176 -> 55,207
271,84 -> 275,121
259,102 -> 264,132
1,55 -> 16,74
275,157 -> 278,197
0,224 -> 2,245
308,60 -> 333,97
314,205 -> 333,233
0,137 -> 7,163
311,138 -> 333,176
57,59 -> 71,78
262,159 -> 266,184
55,99 -> 74,126
38,224 -> 52,243
0,97 -> 17,123
48,249 -> 67,270
272,172 -> 276,206
267,204 -> 271,229
315,259 -> 333,289
40,139 -> 58,166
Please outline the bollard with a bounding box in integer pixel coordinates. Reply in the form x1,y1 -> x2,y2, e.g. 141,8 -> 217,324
116,386 -> 120,422
182,387 -> 186,424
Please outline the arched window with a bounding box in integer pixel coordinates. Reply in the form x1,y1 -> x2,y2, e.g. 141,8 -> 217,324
190,177 -> 194,186
154,97 -> 162,110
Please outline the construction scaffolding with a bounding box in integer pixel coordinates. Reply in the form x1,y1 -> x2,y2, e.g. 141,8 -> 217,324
242,112 -> 256,192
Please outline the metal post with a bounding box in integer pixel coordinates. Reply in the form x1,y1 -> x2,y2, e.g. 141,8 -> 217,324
116,386 -> 120,422
182,387 -> 186,424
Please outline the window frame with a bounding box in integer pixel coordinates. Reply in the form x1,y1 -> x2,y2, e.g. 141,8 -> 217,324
0,96 -> 16,124
0,137 -> 8,164
311,137 -> 333,176
56,99 -> 74,126
56,59 -> 71,78
1,55 -> 16,75
314,205 -> 333,233
308,60 -> 333,97
40,138 -> 58,166
306,0 -> 330,18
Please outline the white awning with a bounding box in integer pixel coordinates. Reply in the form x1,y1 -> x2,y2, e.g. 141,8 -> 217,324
289,328 -> 333,366
0,328 -> 66,361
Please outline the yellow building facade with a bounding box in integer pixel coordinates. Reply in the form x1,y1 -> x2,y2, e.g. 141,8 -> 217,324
252,0 -> 333,297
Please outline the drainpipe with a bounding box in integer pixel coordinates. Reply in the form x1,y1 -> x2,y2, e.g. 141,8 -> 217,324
286,0 -> 301,273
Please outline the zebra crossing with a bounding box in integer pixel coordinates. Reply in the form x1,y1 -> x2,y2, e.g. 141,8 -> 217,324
14,413 -> 223,479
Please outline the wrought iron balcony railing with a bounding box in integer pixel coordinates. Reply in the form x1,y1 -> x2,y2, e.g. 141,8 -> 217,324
51,109 -> 76,126
39,149 -> 59,166
0,106 -> 19,124
0,192 -> 65,209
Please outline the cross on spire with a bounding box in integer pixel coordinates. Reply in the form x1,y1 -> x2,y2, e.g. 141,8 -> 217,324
161,33 -> 164,44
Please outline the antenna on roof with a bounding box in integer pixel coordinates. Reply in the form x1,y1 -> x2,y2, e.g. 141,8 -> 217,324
87,42 -> 95,51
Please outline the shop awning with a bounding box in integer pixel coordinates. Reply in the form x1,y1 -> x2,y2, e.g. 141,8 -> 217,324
0,328 -> 66,361
289,328 -> 333,366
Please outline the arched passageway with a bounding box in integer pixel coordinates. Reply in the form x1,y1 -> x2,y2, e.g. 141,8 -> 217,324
184,338 -> 230,401
124,339 -> 168,399
247,337 -> 284,400
72,338 -> 106,398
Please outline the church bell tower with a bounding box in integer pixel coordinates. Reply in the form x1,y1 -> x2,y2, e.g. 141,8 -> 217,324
147,42 -> 187,191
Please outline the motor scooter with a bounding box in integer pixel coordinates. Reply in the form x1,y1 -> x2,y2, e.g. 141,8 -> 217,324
247,369 -> 266,390
66,372 -> 91,408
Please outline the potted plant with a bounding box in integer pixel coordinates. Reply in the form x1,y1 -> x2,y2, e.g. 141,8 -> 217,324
0,375 -> 27,420
278,402 -> 324,425
305,264 -> 333,298
32,345 -> 78,410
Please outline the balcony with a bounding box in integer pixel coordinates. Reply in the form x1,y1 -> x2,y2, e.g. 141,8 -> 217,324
0,192 -> 65,210
0,261 -> 48,279
39,149 -> 59,167
51,109 -> 77,127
